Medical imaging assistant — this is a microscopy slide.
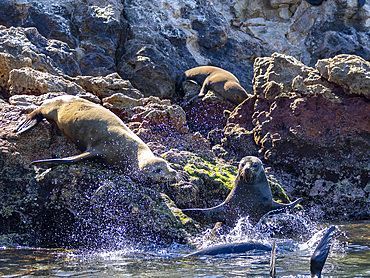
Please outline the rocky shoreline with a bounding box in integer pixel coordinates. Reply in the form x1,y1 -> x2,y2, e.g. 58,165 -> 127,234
1,0 -> 369,248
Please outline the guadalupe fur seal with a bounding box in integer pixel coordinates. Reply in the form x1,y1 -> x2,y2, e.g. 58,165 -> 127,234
185,242 -> 271,257
304,0 -> 366,6
182,156 -> 301,224
304,0 -> 325,5
16,95 -> 177,182
179,66 -> 250,105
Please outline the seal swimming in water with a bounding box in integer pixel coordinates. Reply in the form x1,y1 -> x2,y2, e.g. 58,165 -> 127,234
182,156 -> 301,224
178,66 -> 250,105
185,242 -> 271,257
16,95 -> 177,182
185,226 -> 335,278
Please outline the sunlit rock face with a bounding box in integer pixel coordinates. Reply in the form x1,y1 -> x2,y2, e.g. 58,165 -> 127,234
221,53 -> 370,221
1,0 -> 369,98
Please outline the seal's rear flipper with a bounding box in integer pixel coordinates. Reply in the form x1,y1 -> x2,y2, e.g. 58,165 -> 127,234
17,111 -> 44,134
310,226 -> 335,278
31,151 -> 98,166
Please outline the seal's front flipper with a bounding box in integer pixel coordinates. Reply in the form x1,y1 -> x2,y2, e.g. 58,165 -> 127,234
180,93 -> 199,107
17,111 -> 44,134
180,79 -> 205,106
31,151 -> 98,166
310,226 -> 335,278
268,197 -> 303,215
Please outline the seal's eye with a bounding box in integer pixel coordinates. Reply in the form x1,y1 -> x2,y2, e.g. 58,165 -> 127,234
153,168 -> 163,174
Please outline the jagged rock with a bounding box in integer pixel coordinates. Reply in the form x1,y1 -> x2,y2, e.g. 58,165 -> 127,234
72,1 -> 127,76
0,0 -> 127,77
1,0 -> 369,101
8,67 -> 85,96
103,93 -> 188,133
0,25 -> 79,81
74,73 -> 144,99
253,52 -> 315,99
222,53 -> 370,221
8,93 -> 66,113
315,54 -> 370,99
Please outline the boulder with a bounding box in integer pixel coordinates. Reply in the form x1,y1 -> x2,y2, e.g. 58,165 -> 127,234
221,53 -> 370,221
74,73 -> 144,99
8,67 -> 85,96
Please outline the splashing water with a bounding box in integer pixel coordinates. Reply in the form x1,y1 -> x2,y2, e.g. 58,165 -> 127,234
1,220 -> 369,277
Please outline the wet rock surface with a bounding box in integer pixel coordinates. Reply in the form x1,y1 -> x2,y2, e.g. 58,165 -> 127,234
0,0 -> 369,248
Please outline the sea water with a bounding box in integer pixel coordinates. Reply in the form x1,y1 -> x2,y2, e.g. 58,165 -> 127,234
0,221 -> 369,277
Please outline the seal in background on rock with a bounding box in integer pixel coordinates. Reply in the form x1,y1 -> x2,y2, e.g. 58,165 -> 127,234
304,0 -> 325,5
179,66 -> 250,105
16,95 -> 177,182
305,0 -> 366,6
182,156 -> 301,224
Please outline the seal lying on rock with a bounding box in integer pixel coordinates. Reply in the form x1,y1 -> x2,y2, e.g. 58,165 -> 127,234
179,66 -> 250,105
304,0 -> 366,6
182,156 -> 301,224
16,95 -> 177,182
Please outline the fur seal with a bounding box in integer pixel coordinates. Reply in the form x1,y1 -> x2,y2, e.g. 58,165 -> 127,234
16,95 -> 177,182
182,156 -> 301,224
304,0 -> 366,7
304,0 -> 325,5
185,242 -> 271,257
179,66 -> 250,105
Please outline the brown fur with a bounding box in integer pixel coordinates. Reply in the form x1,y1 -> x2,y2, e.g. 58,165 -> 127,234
17,95 -> 177,182
182,156 -> 301,224
182,66 -> 250,105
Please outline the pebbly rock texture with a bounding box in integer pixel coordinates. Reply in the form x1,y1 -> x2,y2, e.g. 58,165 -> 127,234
179,79 -> 238,136
220,53 -> 370,221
